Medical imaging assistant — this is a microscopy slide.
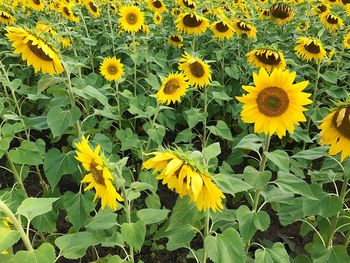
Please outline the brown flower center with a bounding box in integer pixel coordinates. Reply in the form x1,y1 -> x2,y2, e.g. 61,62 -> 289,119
27,40 -> 53,61
90,162 -> 106,186
183,0 -> 195,8
317,4 -> 327,13
237,21 -> 251,31
255,50 -> 281,65
126,12 -> 138,25
63,7 -> 71,16
183,14 -> 203,28
304,41 -> 321,54
262,10 -> 270,16
257,87 -> 289,117
170,35 -> 181,42
270,3 -> 292,19
189,61 -> 205,78
215,22 -> 229,33
332,106 -> 350,139
163,78 -> 180,94
341,0 -> 350,4
0,12 -> 10,19
153,0 -> 162,8
326,14 -> 339,24
107,65 -> 118,75
89,1 -> 98,13
33,0 -> 41,5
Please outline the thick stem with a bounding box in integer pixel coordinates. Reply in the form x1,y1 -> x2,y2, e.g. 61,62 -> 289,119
65,71 -> 82,137
0,201 -> 33,251
5,152 -> 28,197
202,210 -> 210,263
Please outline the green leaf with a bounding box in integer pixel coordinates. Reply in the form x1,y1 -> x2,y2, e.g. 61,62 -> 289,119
17,197 -> 59,221
306,242 -> 350,263
12,243 -> 55,263
265,150 -> 290,172
47,106 -> 81,137
185,108 -> 206,129
321,72 -> 338,84
0,137 -> 11,159
74,85 -> 109,106
8,140 -> 43,165
165,225 -> 195,251
37,75 -> 66,94
44,149 -> 77,190
31,210 -> 57,233
86,209 -> 117,231
174,128 -> 195,143
115,128 -> 140,151
292,147 -> 328,160
275,172 -> 315,199
145,125 -> 165,145
254,242 -> 290,263
214,174 -> 252,195
254,211 -> 270,231
0,230 -> 20,253
203,142 -> 221,162
136,208 -> 170,224
236,205 -> 257,243
55,232 -> 99,259
244,166 -> 271,190
235,134 -> 262,154
208,121 -> 233,141
205,228 -> 245,263
121,220 -> 146,252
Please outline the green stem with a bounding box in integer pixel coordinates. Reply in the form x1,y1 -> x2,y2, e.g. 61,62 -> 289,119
65,71 -> 82,137
114,80 -> 122,129
202,210 -> 210,263
0,201 -> 33,251
145,105 -> 160,152
5,152 -> 28,197
202,88 -> 208,149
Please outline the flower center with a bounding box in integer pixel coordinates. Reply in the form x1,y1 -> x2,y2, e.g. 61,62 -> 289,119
257,87 -> 289,117
90,162 -> 106,186
63,7 -> 71,16
33,0 -> 41,5
237,21 -> 251,31
170,35 -> 181,42
326,14 -> 339,24
256,50 -> 281,65
153,0 -> 162,8
89,1 -> 98,13
262,10 -> 270,16
126,12 -> 138,25
332,106 -> 350,139
341,0 -> 350,4
163,78 -> 180,94
183,14 -> 202,27
107,65 -> 118,75
317,4 -> 327,13
183,0 -> 195,8
304,41 -> 320,54
0,12 -> 10,19
215,22 -> 229,33
189,61 -> 205,78
27,40 -> 53,61
270,3 -> 292,19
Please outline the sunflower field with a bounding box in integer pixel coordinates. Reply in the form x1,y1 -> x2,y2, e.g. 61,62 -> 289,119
1,0 -> 350,262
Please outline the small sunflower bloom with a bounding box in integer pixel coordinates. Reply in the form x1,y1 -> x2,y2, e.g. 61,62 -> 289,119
175,12 -> 209,35
156,72 -> 189,105
168,34 -> 183,48
0,11 -> 16,25
344,32 -> 350,48
100,57 -> 124,81
233,19 -> 257,39
210,20 -> 235,41
294,37 -> 326,63
269,2 -> 294,25
147,0 -> 167,13
119,5 -> 145,33
320,12 -> 344,32
246,48 -> 286,72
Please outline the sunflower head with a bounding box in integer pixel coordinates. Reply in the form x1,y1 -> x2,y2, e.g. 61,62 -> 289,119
168,34 -> 184,48
210,20 -> 235,41
236,68 -> 312,138
27,0 -> 45,11
177,0 -> 196,9
153,11 -> 162,25
147,0 -> 167,13
100,57 -> 124,81
175,12 -> 209,35
119,5 -> 145,33
0,11 -> 16,25
311,3 -> 330,16
320,12 -> 344,32
344,33 -> 350,48
156,72 -> 188,105
269,2 -> 294,25
246,47 -> 286,72
294,37 -> 327,63
84,0 -> 100,17
233,19 -> 257,39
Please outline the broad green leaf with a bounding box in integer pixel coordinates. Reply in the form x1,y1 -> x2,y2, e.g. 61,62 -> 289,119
136,208 -> 170,224
12,243 -> 55,263
31,210 -> 57,233
185,108 -> 206,129
165,224 -> 195,251
74,85 -> 109,106
234,134 -> 262,154
145,125 -> 165,145
0,137 -> 11,159
8,140 -> 43,165
236,205 -> 257,243
47,106 -> 81,137
86,209 -> 117,231
208,120 -> 233,141
292,147 -> 328,160
321,72 -> 337,84
203,142 -> 221,162
265,150 -> 290,172
254,242 -> 290,263
0,230 -> 20,253
205,228 -> 245,263
244,166 -> 271,190
121,220 -> 146,252
306,242 -> 350,263
275,172 -> 315,199
37,75 -> 66,94
174,128 -> 195,143
214,174 -> 252,195
253,211 -> 270,231
115,128 -> 140,151
17,197 -> 59,221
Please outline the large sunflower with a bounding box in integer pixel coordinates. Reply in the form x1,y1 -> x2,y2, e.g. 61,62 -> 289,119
246,47 -> 286,72
59,3 -> 80,23
6,26 -> 64,75
269,2 -> 294,25
319,105 -> 350,161
142,149 -> 225,212
0,11 -> 16,25
100,57 -> 124,81
320,12 -> 344,32
27,0 -> 45,11
75,136 -> 123,210
294,37 -> 326,63
84,0 -> 100,17
233,19 -> 257,39
210,20 -> 235,41
175,12 -> 209,35
156,72 -> 188,105
236,68 -> 312,138
119,5 -> 145,33
311,3 -> 330,16
178,52 -> 212,88
147,0 -> 167,13
168,34 -> 183,48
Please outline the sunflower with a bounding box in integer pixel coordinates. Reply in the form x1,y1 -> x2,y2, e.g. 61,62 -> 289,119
142,149 -> 225,212
319,105 -> 350,161
75,136 -> 123,210
340,0 -> 350,5
259,9 -> 270,19
147,0 -> 167,13
171,8 -> 181,17
178,52 -> 212,88
0,217 -> 12,255
344,32 -> 350,48
119,5 -> 145,33
36,21 -> 57,37
210,20 -> 235,41
6,26 -> 64,75
153,11 -> 162,25
326,0 -> 338,4
58,36 -> 72,48
320,12 -> 344,31
100,57 -> 124,81
311,3 -> 330,16
84,0 -> 100,17
236,68 -> 312,138
269,3 -> 294,25
233,19 -> 257,39
177,0 -> 196,9
109,3 -> 118,13
59,3 -> 80,23
0,11 -> 16,25
156,72 -> 188,105
297,21 -> 310,31
168,34 -> 183,48
175,12 -> 209,35
27,0 -> 45,11
246,48 -> 286,72
294,37 -> 326,63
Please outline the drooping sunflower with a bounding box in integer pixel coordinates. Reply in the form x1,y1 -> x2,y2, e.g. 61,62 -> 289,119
109,3 -> 118,13
246,48 -> 286,72
311,3 -> 330,16
178,52 -> 212,88
156,72 -> 188,105
153,11 -> 162,25
294,37 -> 326,63
236,68 -> 312,138
259,9 -> 270,20
147,0 -> 167,13
6,26 -> 64,75
210,20 -> 235,41
319,105 -> 350,161
269,2 -> 294,25
168,34 -> 183,48
75,136 -> 123,211
59,3 -> 80,23
177,0 -> 196,9
175,12 -> 209,35
320,12 -> 344,32
344,32 -> 350,48
100,57 -> 124,81
119,5 -> 145,33
233,19 -> 257,39
27,0 -> 45,11
84,0 -> 100,17
142,149 -> 225,212
0,11 -> 16,25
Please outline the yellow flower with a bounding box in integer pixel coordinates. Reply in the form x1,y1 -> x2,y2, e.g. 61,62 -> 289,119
294,37 -> 326,63
0,11 -> 16,25
269,2 -> 294,25
311,3 -> 330,16
142,150 -> 225,212
153,11 -> 162,25
27,0 -> 45,11
177,0 -> 196,9
84,0 -> 100,17
319,105 -> 350,161
344,32 -> 350,48
178,52 -> 212,88
147,0 -> 167,13
59,3 -> 80,23
75,136 -> 123,210
233,19 -> 257,39
156,72 -> 189,105
246,48 -> 286,72
175,12 -> 209,35
210,20 -> 235,41
236,68 -> 312,138
119,5 -> 145,33
100,57 -> 124,81
168,34 -> 183,48
58,36 -> 72,48
320,12 -> 344,32
36,21 -> 57,37
6,26 -> 64,76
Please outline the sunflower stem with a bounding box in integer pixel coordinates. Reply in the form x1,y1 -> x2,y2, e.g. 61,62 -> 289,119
145,104 -> 160,152
5,151 -> 28,197
202,87 -> 208,149
202,210 -> 210,263
0,200 -> 33,251
114,80 -> 122,129
65,71 -> 82,137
